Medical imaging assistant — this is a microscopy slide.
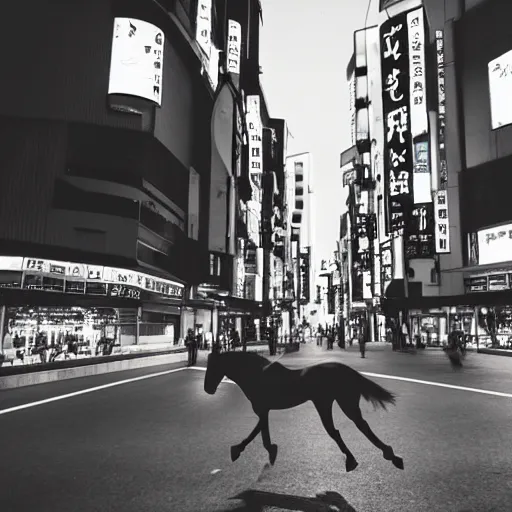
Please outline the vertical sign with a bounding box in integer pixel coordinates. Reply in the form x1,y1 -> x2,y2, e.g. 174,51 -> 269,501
405,203 -> 435,258
196,0 -> 212,58
434,30 -> 451,253
434,190 -> 450,253
380,13 -> 413,233
407,9 -> 432,205
436,31 -> 447,187
227,20 -> 241,74
407,9 -> 428,138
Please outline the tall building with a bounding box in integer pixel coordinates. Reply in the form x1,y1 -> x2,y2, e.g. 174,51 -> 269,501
0,0 -> 276,361
340,0 -> 512,349
285,152 -> 316,326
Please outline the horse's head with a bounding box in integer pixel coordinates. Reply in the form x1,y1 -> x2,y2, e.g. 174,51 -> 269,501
204,352 -> 225,395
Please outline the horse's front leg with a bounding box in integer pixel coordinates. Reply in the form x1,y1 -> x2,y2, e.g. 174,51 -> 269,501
231,420 -> 261,462
258,410 -> 278,465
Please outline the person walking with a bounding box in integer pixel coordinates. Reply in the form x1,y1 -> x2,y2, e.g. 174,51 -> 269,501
186,328 -> 196,366
359,320 -> 368,358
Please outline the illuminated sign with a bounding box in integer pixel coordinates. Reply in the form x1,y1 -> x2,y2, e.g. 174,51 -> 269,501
196,0 -> 212,58
436,31 -> 447,187
477,224 -> 512,265
407,8 -> 428,139
247,95 -> 262,176
404,203 -> 435,259
227,20 -> 241,74
108,18 -> 164,105
434,190 -> 450,253
488,48 -> 512,129
380,13 -> 413,232
0,257 -> 184,298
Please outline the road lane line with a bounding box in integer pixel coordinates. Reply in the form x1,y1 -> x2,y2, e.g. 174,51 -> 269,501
3,363 -> 512,417
191,367 -> 512,398
0,367 -> 189,416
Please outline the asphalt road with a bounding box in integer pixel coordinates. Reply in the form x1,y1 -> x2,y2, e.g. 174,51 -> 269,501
1,342 -> 512,512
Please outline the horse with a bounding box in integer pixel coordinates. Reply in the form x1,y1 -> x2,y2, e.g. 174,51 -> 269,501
204,351 -> 404,472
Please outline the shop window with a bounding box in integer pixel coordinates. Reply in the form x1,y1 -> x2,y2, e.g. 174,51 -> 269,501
65,280 -> 86,294
0,270 -> 22,288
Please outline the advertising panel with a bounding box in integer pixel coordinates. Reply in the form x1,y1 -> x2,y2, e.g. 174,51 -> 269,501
227,20 -> 241,74
477,223 -> 512,265
488,48 -> 512,129
108,18 -> 164,105
380,13 -> 413,232
404,202 -> 435,259
412,140 -> 431,204
433,190 -> 450,253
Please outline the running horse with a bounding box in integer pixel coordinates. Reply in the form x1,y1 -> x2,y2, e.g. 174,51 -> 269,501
204,351 -> 404,472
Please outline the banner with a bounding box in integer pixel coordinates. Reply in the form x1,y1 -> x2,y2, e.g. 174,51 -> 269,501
380,13 -> 413,232
196,0 -> 212,58
434,190 -> 450,253
227,20 -> 241,74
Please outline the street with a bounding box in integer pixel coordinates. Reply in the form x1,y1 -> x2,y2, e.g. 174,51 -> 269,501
1,343 -> 512,512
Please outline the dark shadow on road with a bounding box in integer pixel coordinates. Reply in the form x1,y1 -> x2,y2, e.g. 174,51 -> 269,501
216,489 -> 358,511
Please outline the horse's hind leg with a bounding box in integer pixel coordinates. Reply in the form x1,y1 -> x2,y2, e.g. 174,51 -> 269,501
313,400 -> 358,472
338,400 -> 404,470
258,411 -> 278,465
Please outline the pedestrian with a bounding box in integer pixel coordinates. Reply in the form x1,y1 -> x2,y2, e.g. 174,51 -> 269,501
185,328 -> 196,366
359,320 -> 368,358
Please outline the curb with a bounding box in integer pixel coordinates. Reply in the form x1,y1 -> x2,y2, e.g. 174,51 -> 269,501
0,343 -> 275,390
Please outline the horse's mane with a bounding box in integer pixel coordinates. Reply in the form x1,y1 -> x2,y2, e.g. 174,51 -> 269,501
222,350 -> 271,368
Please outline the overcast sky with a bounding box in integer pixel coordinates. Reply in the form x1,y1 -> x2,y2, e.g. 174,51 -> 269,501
259,0 -> 369,267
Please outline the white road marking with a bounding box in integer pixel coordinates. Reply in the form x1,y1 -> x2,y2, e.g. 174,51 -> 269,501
192,366 -> 512,398
210,469 -> 222,475
0,367 -> 189,416
2,363 -> 512,418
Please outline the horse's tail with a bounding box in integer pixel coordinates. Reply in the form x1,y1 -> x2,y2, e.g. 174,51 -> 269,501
358,373 -> 396,410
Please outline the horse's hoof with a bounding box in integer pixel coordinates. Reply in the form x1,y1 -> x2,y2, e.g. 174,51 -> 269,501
231,445 -> 242,462
392,456 -> 404,470
269,444 -> 278,465
346,457 -> 359,472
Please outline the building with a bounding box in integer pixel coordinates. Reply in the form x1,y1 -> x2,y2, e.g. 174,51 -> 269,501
0,0 -> 269,363
284,152 -> 316,330
340,0 -> 512,349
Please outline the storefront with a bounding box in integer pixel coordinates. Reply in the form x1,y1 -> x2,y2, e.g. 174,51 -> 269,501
0,255 -> 184,366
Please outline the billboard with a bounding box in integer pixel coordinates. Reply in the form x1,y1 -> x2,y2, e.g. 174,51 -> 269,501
404,203 -> 435,258
477,223 -> 512,265
108,18 -> 164,105
488,48 -> 512,129
380,13 -> 413,233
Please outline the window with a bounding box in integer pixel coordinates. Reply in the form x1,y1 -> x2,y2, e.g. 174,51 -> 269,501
209,253 -> 221,276
295,187 -> 304,197
295,174 -> 303,182
295,200 -> 304,210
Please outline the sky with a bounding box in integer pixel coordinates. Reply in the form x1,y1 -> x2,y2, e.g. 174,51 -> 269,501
259,0 -> 369,268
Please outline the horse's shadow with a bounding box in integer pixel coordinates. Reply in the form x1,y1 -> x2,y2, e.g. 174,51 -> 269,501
217,489 -> 358,511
